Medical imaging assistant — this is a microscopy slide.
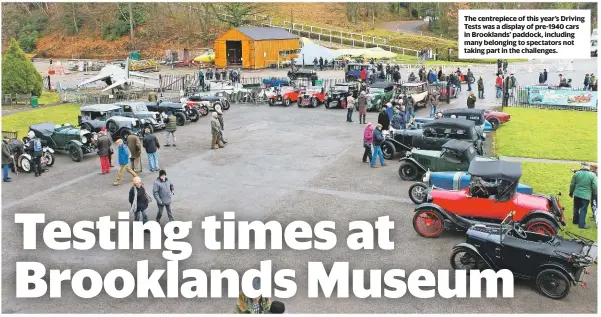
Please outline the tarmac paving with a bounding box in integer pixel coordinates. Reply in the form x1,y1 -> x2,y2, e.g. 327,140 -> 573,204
1,96 -> 597,313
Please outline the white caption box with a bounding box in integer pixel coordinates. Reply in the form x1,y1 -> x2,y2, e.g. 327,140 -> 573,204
458,10 -> 591,59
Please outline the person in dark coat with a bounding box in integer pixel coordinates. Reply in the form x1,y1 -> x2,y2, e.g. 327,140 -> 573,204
502,59 -> 508,73
153,169 -> 175,222
570,163 -> 598,229
543,69 -> 548,82
143,128 -> 160,172
377,108 -> 390,130
370,124 -> 387,168
127,130 -> 143,173
477,76 -> 484,99
393,69 -> 401,83
538,72 -> 545,84
129,176 -> 150,224
26,131 -> 43,177
2,135 -> 13,182
164,112 -> 177,146
319,57 -> 323,71
97,128 -> 112,174
467,92 -> 477,108
437,67 -> 443,81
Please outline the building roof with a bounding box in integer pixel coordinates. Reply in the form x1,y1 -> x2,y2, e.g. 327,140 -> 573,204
236,27 -> 299,40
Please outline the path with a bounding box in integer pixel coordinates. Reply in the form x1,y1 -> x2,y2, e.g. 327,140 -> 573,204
378,19 -> 428,35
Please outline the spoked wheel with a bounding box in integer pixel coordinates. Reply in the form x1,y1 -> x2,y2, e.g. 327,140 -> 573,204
450,248 -> 488,272
524,218 -> 557,236
312,98 -> 318,107
381,141 -> 395,160
69,144 -> 84,162
189,108 -> 201,122
199,106 -> 209,116
19,156 -> 31,173
284,98 -> 291,107
43,152 -> 55,167
412,209 -> 444,238
298,98 -> 303,107
536,269 -> 571,300
408,182 -> 428,204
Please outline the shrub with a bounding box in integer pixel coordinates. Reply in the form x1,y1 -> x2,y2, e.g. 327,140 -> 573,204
1,39 -> 43,96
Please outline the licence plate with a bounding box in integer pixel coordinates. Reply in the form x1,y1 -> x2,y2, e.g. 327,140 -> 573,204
303,100 -> 311,105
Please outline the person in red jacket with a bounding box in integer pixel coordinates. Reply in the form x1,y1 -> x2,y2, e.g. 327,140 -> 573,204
495,75 -> 503,98
360,67 -> 367,82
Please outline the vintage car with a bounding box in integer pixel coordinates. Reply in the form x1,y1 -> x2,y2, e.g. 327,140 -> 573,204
399,82 -> 429,109
381,118 -> 484,160
287,69 -> 318,81
398,140 -> 478,181
325,83 -> 359,109
567,93 -> 593,103
345,63 -> 372,82
146,101 -> 204,126
28,122 -> 97,162
484,109 -> 511,129
412,159 -> 566,238
366,81 -> 395,112
262,77 -> 290,87
450,213 -> 596,300
113,101 -> 165,134
408,169 -> 533,204
415,108 -> 493,134
433,80 -> 458,99
79,104 -> 143,141
186,94 -> 229,111
10,134 -> 54,173
298,86 -> 326,107
267,86 -> 302,107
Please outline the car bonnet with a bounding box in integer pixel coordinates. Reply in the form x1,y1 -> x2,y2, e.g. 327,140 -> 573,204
514,193 -> 550,211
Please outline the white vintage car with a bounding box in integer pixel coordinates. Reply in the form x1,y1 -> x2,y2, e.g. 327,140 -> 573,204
400,82 -> 429,108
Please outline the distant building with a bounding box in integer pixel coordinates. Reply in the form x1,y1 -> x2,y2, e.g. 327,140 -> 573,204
214,27 -> 300,69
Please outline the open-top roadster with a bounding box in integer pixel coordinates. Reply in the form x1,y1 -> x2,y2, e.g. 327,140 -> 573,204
325,83 -> 359,109
450,212 -> 596,300
28,122 -> 97,162
366,81 -> 395,112
267,85 -> 303,107
412,159 -> 566,238
79,104 -> 143,141
298,86 -> 326,107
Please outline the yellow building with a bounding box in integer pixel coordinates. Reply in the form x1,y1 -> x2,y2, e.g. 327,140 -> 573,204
214,27 -> 300,69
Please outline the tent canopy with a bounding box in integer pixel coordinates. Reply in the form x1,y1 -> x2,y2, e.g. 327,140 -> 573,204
336,47 -> 397,59
295,38 -> 341,65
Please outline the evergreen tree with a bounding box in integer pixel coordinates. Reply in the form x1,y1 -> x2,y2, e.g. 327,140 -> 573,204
1,38 -> 43,96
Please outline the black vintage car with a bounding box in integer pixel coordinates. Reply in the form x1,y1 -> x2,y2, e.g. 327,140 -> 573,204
287,69 -> 318,81
145,101 -> 201,127
441,108 -> 492,136
451,213 -> 597,300
325,83 -> 360,109
381,118 -> 484,160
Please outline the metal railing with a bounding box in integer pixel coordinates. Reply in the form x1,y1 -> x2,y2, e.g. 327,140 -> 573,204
502,85 -> 597,112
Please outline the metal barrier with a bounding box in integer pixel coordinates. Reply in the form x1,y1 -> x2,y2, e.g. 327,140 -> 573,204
503,85 -> 597,112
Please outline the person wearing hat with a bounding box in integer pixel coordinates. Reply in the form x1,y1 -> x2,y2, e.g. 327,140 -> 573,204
215,105 -> 227,145
96,127 -> 112,174
164,111 -> 177,147
113,139 -> 137,186
358,91 -> 368,124
211,112 -> 225,149
477,76 -> 485,99
363,122 -> 374,163
235,277 -> 271,313
143,127 -> 160,172
153,169 -> 175,222
569,162 -> 598,229
2,135 -> 13,182
390,107 -> 405,130
377,107 -> 390,130
265,301 -> 285,314
385,103 -> 394,121
538,72 -> 545,84
466,92 -> 477,109
370,124 -> 387,168
127,129 -> 143,173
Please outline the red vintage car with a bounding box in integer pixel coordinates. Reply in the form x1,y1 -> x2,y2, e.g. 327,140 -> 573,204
267,86 -> 302,107
298,87 -> 327,107
484,110 -> 511,129
413,160 -> 565,238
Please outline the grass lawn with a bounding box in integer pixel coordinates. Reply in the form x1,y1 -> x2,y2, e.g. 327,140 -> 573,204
37,91 -> 60,105
521,162 -> 597,241
1,103 -> 81,138
495,107 -> 597,162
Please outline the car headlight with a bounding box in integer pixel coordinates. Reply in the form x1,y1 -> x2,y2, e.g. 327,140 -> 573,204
81,135 -> 87,144
132,120 -> 137,127
181,105 -> 186,109
423,170 -> 431,183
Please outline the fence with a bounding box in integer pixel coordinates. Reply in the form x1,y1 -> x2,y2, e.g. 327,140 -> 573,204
503,85 -> 597,112
58,89 -> 155,105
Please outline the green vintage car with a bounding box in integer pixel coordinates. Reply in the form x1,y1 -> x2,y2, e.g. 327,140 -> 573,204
366,81 -> 395,112
398,139 -> 479,181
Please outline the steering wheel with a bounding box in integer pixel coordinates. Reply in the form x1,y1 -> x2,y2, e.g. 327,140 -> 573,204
512,223 -> 528,239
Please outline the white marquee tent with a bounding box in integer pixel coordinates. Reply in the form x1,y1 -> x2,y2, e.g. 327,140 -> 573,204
295,38 -> 341,65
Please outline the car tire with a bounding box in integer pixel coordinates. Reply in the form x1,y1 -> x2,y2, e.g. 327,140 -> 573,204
536,268 -> 571,300
524,218 -> 557,236
175,112 -> 186,126
381,141 -> 396,160
284,98 -> 290,107
43,151 -> 55,167
312,98 -> 318,107
488,117 -> 500,130
450,248 -> 486,272
222,101 -> 230,111
107,121 -> 118,135
398,161 -> 421,181
190,108 -> 201,122
199,105 -> 209,116
476,140 -> 484,155
298,98 -> 303,107
409,182 -> 428,204
412,208 -> 444,238
19,156 -> 32,173
69,144 -> 83,162
81,123 -> 94,133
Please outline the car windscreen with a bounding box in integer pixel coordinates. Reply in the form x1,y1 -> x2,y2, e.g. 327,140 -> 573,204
370,88 -> 385,94
334,86 -> 349,91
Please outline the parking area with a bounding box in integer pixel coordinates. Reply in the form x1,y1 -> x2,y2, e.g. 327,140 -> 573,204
1,100 -> 597,313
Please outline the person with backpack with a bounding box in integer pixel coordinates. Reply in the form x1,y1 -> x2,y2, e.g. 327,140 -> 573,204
153,169 -> 175,222
142,128 -> 160,172
27,131 -> 43,177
